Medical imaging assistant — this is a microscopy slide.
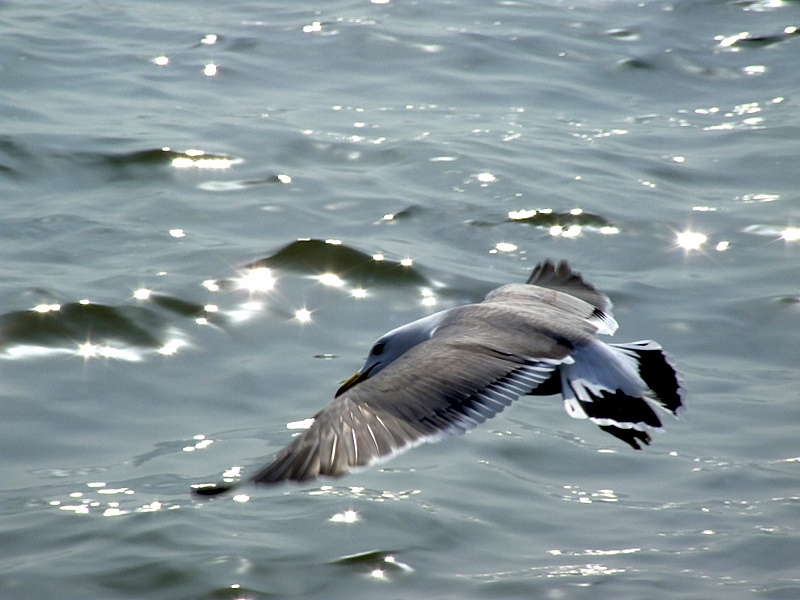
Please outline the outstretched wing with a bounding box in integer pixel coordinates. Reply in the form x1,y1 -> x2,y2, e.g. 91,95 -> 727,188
193,304 -> 575,495
484,260 -> 618,336
526,259 -> 613,317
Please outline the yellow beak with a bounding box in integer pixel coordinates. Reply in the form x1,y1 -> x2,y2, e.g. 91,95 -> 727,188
335,364 -> 378,397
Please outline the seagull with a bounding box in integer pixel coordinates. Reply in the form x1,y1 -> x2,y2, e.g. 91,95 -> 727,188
193,260 -> 682,496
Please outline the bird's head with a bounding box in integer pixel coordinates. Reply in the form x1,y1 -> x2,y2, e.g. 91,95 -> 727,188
334,311 -> 446,397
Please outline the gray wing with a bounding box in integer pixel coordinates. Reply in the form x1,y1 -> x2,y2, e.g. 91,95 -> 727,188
526,259 -> 612,316
207,305 -> 576,490
485,260 -> 618,336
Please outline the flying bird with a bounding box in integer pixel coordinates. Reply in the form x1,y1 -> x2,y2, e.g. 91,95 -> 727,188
193,260 -> 682,496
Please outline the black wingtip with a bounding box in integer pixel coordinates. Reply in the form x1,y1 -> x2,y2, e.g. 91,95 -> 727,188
525,259 -> 559,285
191,483 -> 237,497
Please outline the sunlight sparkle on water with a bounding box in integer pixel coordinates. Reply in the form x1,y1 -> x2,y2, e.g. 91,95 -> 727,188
77,343 -> 143,362
140,501 -> 163,512
76,342 -> 99,358
295,308 -> 312,323
494,242 -> 517,253
316,273 -> 345,287
676,230 -> 707,251
169,149 -> 238,169
718,31 -> 750,48
236,268 -> 275,293
222,466 -> 242,478
32,303 -> 61,313
742,193 -> 780,204
370,569 -> 387,579
158,338 -> 187,356
227,301 -> 264,324
330,509 -> 359,523
781,227 -> 800,242
179,438 -> 210,451
351,288 -> 368,299
508,209 -> 538,220
420,288 -> 437,307
549,224 -> 583,238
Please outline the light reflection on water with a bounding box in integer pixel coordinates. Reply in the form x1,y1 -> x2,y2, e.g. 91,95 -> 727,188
1,243 -> 444,362
3,0 -> 800,597
49,484 -> 178,518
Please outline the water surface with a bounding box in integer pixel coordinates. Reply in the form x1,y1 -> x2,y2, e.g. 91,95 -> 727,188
3,1 -> 799,598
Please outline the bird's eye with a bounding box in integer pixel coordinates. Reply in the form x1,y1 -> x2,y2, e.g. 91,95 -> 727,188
372,342 -> 385,355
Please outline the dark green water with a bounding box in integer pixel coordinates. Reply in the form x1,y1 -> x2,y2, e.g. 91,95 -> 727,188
3,1 -> 799,598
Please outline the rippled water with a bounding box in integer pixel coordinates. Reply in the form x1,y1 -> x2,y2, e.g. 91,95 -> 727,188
3,1 -> 799,599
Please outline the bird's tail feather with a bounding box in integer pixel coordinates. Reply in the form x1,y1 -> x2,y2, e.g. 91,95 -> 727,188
560,340 -> 683,449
